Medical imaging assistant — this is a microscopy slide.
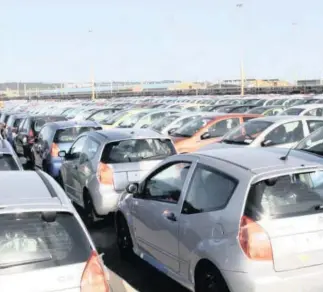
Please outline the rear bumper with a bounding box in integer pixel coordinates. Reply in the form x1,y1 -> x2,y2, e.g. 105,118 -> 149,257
90,183 -> 123,216
222,265 -> 323,292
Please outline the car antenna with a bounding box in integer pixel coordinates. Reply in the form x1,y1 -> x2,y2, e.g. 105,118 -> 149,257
280,146 -> 293,161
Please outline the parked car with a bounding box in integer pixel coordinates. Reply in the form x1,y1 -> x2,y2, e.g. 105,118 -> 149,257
0,171 -> 111,292
59,128 -> 177,225
117,147 -> 323,292
31,120 -> 102,178
3,113 -> 28,147
203,116 -> 323,150
14,115 -> 67,161
0,140 -> 26,170
246,105 -> 285,116
280,104 -> 323,116
173,114 -> 260,153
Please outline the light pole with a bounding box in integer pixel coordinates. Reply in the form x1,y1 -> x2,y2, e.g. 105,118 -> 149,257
88,29 -> 96,100
237,3 -> 245,96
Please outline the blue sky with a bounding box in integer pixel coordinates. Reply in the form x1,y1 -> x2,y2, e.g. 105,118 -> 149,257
1,0 -> 322,82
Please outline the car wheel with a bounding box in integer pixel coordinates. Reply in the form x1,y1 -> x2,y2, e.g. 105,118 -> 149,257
83,192 -> 97,228
116,214 -> 134,261
195,262 -> 229,292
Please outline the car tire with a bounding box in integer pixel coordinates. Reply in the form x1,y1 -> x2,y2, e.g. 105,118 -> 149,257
195,262 -> 230,292
116,214 -> 134,261
83,191 -> 98,228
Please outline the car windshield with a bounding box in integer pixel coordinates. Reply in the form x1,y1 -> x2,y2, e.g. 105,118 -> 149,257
216,107 -> 233,113
101,111 -> 128,125
247,107 -> 266,114
245,171 -> 323,220
0,154 -> 19,170
296,127 -> 323,156
151,114 -> 181,132
0,212 -> 91,273
174,117 -> 213,137
101,138 -> 176,163
281,108 -> 304,116
54,126 -> 99,143
88,109 -> 115,122
222,120 -> 273,144
118,112 -> 148,128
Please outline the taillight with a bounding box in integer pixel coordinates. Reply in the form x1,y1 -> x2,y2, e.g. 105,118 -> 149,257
239,216 -> 273,261
51,143 -> 60,157
98,162 -> 114,185
81,251 -> 110,292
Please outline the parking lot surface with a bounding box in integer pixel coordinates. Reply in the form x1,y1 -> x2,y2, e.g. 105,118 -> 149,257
89,222 -> 188,292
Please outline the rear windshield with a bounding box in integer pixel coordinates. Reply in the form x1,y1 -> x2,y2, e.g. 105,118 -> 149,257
0,154 -> 19,170
54,127 -> 100,143
245,171 -> 323,220
281,108 -> 304,116
248,107 -> 266,114
33,117 -> 66,133
0,212 -> 91,274
101,138 -> 176,163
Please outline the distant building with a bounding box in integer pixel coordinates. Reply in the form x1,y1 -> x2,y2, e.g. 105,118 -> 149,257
297,79 -> 323,86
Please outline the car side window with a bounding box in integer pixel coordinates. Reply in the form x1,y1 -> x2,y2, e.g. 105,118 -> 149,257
69,136 -> 87,159
307,120 -> 323,133
264,121 -> 304,145
82,138 -> 100,162
18,119 -> 26,132
182,165 -> 237,214
143,162 -> 191,204
243,116 -> 256,122
305,108 -> 323,117
208,118 -> 239,138
22,119 -> 29,133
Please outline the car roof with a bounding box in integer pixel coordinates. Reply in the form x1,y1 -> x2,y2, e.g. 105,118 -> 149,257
0,171 -> 72,213
196,147 -> 323,175
46,120 -> 100,129
249,115 -> 323,123
0,139 -> 14,154
93,128 -> 169,140
287,104 -> 323,110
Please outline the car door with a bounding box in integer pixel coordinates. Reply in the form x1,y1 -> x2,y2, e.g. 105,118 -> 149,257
178,161 -> 238,277
131,158 -> 196,273
261,120 -> 305,148
73,137 -> 101,204
62,136 -> 88,202
198,118 -> 240,149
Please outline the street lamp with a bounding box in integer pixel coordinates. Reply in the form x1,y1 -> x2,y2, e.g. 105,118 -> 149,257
88,29 -> 96,100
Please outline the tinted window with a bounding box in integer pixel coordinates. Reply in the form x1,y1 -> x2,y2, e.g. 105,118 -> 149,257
0,155 -> 19,170
151,115 -> 181,132
101,138 -> 176,163
143,162 -> 191,204
174,117 -> 213,137
264,121 -> 304,145
281,108 -> 304,116
208,118 -> 239,138
0,212 -> 91,274
182,165 -> 237,214
307,120 -> 323,133
245,171 -> 323,220
54,127 -> 99,143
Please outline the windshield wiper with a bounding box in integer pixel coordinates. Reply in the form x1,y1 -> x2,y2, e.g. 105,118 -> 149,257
221,139 -> 249,145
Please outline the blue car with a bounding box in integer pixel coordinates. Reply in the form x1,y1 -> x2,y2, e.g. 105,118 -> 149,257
31,120 -> 102,178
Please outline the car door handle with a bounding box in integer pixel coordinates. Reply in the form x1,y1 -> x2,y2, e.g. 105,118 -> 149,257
165,212 -> 177,222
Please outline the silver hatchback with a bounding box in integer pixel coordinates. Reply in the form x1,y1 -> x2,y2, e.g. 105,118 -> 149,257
0,171 -> 110,292
59,128 -> 177,225
117,147 -> 323,292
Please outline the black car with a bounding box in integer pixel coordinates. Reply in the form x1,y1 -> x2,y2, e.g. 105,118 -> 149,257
14,115 -> 67,161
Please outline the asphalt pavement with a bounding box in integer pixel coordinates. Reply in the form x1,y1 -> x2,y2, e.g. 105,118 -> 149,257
89,221 -> 189,292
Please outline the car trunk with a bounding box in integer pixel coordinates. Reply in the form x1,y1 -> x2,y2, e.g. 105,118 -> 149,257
0,263 -> 85,292
110,160 -> 161,191
260,215 -> 323,272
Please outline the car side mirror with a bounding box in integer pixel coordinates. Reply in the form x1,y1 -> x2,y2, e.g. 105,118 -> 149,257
168,128 -> 177,135
201,132 -> 211,140
126,183 -> 139,194
261,140 -> 274,147
58,150 -> 66,158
